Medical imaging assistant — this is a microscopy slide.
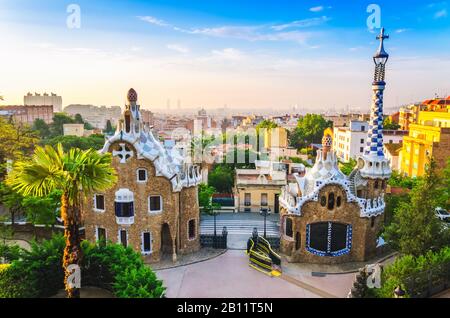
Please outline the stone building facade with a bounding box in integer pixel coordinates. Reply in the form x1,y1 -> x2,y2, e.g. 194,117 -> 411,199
279,29 -> 392,264
82,89 -> 202,263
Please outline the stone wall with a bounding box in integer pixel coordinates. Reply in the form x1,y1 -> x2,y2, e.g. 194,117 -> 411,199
83,141 -> 200,263
280,183 -> 382,264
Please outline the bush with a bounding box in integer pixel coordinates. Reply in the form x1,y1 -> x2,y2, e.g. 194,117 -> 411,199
0,243 -> 23,263
0,236 -> 165,298
375,247 -> 450,298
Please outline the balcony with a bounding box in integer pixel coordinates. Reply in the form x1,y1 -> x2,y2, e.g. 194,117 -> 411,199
116,216 -> 135,225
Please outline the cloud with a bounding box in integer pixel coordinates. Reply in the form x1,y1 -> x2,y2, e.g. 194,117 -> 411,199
434,9 -> 448,18
395,28 -> 409,33
271,16 -> 330,31
138,16 -> 317,45
138,16 -> 170,27
167,44 -> 190,54
210,48 -> 245,61
309,6 -> 324,12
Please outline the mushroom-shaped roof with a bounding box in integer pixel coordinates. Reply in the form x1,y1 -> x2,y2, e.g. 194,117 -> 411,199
127,88 -> 138,103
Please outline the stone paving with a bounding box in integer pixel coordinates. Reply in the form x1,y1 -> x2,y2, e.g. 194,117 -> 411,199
156,249 -> 355,298
149,248 -> 226,270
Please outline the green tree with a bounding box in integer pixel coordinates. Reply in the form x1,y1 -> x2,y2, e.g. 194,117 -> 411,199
383,117 -> 400,130
22,189 -> 61,229
198,184 -> 221,235
256,119 -> 278,132
42,134 -> 105,151
6,144 -> 117,298
50,113 -> 75,137
0,118 -> 39,175
290,114 -> 332,149
208,165 -> 234,194
383,159 -> 450,256
32,119 -> 51,139
0,183 -> 24,227
339,158 -> 357,176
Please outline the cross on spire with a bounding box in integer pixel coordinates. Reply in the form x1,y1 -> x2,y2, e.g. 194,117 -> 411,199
376,27 -> 389,42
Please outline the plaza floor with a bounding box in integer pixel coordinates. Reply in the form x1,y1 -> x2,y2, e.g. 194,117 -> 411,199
156,249 -> 355,298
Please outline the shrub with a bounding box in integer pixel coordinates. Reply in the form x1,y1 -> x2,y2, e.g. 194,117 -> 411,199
0,236 -> 165,298
0,243 -> 23,263
375,247 -> 450,298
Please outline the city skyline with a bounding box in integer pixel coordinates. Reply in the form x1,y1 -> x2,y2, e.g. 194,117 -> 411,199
1,0 -> 450,111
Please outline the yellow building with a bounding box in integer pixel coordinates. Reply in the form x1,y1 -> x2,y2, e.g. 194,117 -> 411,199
400,108 -> 450,177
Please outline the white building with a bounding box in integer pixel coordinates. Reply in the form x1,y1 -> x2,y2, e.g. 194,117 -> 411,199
64,104 -> 122,129
24,92 -> 62,113
333,121 -> 407,162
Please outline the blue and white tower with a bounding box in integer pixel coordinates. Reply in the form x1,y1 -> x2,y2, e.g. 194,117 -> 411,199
358,28 -> 392,179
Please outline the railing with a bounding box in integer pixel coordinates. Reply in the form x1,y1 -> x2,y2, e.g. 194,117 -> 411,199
200,227 -> 228,249
115,216 -> 135,225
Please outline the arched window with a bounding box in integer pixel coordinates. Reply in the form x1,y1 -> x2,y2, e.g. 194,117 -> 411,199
320,196 -> 327,207
295,232 -> 301,250
336,196 -> 342,208
285,218 -> 293,238
188,219 -> 196,240
124,112 -> 131,133
327,193 -> 335,210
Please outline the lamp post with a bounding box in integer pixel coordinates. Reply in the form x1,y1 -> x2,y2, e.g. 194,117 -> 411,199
260,207 -> 271,238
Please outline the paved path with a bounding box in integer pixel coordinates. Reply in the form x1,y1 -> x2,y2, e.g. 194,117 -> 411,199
156,250 -> 353,298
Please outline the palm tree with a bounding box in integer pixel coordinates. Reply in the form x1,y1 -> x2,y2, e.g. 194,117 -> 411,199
7,144 -> 117,298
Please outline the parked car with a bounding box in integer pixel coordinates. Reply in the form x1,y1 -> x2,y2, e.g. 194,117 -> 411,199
435,207 -> 450,223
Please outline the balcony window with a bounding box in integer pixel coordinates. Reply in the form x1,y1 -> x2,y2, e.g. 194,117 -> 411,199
115,202 -> 134,218
115,189 -> 135,224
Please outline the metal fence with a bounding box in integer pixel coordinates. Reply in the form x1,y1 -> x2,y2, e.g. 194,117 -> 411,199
200,227 -> 228,249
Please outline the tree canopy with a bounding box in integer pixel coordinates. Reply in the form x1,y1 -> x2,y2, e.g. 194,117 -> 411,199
383,159 -> 450,257
290,114 -> 332,149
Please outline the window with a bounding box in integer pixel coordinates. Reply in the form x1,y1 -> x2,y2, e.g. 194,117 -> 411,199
261,193 -> 268,206
295,232 -> 301,250
149,196 -> 163,213
244,193 -> 251,206
360,139 -> 364,144
360,147 -> 364,153
142,232 -> 152,255
188,219 -> 196,240
327,193 -> 335,210
96,227 -> 106,246
285,218 -> 293,238
306,222 -> 352,257
115,201 -> 134,218
320,195 -> 327,207
137,168 -> 147,182
336,196 -> 342,208
374,180 -> 379,189
119,229 -> 127,247
94,194 -> 105,211
370,217 -> 375,228
361,126 -> 365,132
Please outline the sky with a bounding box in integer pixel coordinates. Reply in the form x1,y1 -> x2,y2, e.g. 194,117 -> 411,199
0,0 -> 449,113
